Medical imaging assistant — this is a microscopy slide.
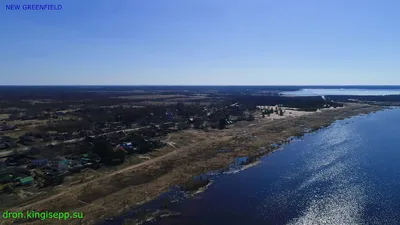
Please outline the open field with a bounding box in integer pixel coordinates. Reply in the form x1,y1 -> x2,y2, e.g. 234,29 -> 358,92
0,114 -> 9,120
6,119 -> 48,127
4,103 -> 383,225
1,86 -> 397,225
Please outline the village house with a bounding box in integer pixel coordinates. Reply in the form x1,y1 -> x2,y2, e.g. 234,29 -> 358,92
17,176 -> 34,186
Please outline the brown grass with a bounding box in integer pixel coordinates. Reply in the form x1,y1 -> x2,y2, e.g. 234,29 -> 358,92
6,119 -> 48,126
4,103 -> 383,225
0,114 -> 9,120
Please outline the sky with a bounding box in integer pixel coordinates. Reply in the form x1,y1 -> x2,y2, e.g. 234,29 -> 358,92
1,0 -> 399,85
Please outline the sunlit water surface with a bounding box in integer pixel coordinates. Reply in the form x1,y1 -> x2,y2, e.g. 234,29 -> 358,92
101,108 -> 400,225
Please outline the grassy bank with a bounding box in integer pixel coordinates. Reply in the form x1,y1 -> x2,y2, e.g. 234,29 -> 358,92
6,103 -> 384,225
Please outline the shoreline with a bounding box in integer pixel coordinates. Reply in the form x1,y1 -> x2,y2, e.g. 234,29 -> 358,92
6,103 -> 385,225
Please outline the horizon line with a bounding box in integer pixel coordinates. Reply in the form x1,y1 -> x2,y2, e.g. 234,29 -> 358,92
2,84 -> 400,87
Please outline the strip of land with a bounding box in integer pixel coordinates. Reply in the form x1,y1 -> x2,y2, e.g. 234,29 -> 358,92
3,103 -> 384,225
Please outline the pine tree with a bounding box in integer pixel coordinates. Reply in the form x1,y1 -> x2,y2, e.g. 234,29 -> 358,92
279,108 -> 284,116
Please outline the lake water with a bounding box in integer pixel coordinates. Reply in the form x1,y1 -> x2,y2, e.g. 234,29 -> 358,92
101,108 -> 400,225
282,88 -> 400,96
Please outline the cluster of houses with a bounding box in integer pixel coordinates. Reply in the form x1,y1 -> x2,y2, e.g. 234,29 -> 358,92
0,152 -> 101,193
2,102 -> 256,148
0,134 -> 163,194
0,166 -> 33,193
0,103 -> 259,194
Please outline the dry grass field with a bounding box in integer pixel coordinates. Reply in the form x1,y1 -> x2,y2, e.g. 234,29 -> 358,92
2,104 -> 383,225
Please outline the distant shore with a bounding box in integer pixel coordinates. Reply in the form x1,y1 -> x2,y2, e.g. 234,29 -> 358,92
7,103 -> 384,225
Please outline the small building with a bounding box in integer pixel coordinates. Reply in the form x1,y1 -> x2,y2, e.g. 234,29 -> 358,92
69,164 -> 84,173
42,172 -> 65,187
58,159 -> 70,165
31,159 -> 48,167
119,143 -> 138,154
122,142 -> 133,148
80,157 -> 90,163
18,176 -> 34,186
57,164 -> 69,173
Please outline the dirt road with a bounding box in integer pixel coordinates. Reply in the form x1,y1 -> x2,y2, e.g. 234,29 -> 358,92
15,130 -> 223,211
6,104 -> 384,225
16,147 -> 179,211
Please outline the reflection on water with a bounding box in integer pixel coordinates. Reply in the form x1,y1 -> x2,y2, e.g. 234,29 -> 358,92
101,108 -> 400,225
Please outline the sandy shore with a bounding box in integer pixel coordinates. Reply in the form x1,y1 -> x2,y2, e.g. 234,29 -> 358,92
3,103 -> 384,225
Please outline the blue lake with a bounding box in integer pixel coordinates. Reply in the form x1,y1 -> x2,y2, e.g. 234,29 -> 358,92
102,108 -> 400,225
282,88 -> 400,96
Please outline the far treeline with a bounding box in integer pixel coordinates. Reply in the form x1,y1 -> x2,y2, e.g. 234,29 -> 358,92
226,95 -> 343,111
328,95 -> 400,102
34,95 -> 343,134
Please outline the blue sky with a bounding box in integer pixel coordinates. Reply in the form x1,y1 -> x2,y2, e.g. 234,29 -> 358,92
1,0 -> 399,85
